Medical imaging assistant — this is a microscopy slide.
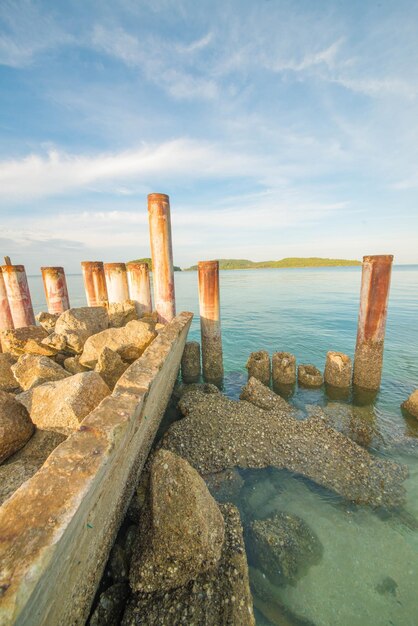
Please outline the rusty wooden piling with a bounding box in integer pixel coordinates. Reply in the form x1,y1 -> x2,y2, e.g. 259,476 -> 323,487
81,261 -> 108,307
198,260 -> 223,382
147,193 -> 176,324
126,262 -> 152,316
104,262 -> 129,303
353,254 -> 393,391
41,266 -> 70,314
1,264 -> 35,328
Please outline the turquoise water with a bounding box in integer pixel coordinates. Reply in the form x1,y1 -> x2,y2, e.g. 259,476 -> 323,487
28,266 -> 418,625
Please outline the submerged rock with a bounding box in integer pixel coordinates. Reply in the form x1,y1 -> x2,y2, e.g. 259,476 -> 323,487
54,306 -> 109,354
1,326 -> 48,357
0,353 -> 18,392
12,354 -> 70,391
247,513 -> 323,586
162,378 -> 408,507
95,346 -> 129,390
89,582 -> 130,626
203,468 -> 245,504
0,390 -> 34,463
17,371 -> 110,432
129,449 -> 225,593
246,351 -> 271,386
123,504 -> 255,626
401,389 -> 418,419
80,320 -> 156,368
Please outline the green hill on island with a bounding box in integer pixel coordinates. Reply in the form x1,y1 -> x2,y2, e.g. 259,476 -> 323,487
128,257 -> 182,271
185,257 -> 361,271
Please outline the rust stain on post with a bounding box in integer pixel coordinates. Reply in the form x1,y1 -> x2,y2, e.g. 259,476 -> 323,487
148,193 -> 176,324
81,261 -> 108,307
126,262 -> 152,315
41,266 -> 70,314
104,262 -> 129,303
0,264 -> 35,328
198,260 -> 223,382
0,270 -> 14,331
353,254 -> 393,391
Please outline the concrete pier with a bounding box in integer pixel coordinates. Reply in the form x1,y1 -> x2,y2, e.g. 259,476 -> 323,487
246,350 -> 270,385
198,260 -> 223,382
353,255 -> 393,391
104,263 -> 129,303
181,341 -> 201,381
148,193 -> 176,324
127,262 -> 152,315
41,266 -> 70,314
0,271 -> 14,331
1,265 -> 35,328
81,261 -> 108,307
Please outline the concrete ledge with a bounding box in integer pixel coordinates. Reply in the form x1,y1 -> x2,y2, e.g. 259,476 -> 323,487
0,312 -> 193,626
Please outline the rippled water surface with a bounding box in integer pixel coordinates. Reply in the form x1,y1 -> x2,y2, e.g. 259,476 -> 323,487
29,266 -> 418,626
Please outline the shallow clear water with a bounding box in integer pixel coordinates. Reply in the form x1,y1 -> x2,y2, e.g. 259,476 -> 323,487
28,266 -> 418,626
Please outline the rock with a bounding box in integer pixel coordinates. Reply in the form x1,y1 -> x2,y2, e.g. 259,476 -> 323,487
129,449 -> 225,593
36,311 -> 60,333
0,390 -> 35,463
54,306 -> 109,354
17,372 -> 110,432
247,513 -> 323,586
324,351 -> 352,388
240,375 -> 290,412
89,582 -> 129,626
122,504 -> 255,626
23,338 -> 58,357
162,378 -> 408,508
109,543 -> 129,583
0,353 -> 18,392
246,351 -> 271,385
298,364 -> 323,388
203,468 -> 244,504
12,354 -> 71,391
1,326 -> 49,357
80,320 -> 156,368
181,341 -> 201,381
107,300 -> 138,327
95,347 -> 129,390
63,355 -> 89,374
124,525 -> 138,563
272,352 -> 296,385
41,332 -> 68,353
401,390 -> 418,419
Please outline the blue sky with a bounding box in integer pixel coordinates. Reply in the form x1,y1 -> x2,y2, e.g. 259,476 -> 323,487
0,0 -> 417,272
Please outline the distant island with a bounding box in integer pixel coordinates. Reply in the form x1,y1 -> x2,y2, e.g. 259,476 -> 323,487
128,257 -> 182,271
185,257 -> 361,271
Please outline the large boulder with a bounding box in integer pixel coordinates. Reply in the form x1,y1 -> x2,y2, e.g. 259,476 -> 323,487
0,390 -> 34,463
17,371 -> 110,431
95,347 -> 129,390
80,320 -> 156,368
12,354 -> 70,391
1,326 -> 49,357
0,353 -> 18,392
247,512 -> 323,586
129,449 -> 225,593
107,301 -> 138,328
54,307 -> 109,354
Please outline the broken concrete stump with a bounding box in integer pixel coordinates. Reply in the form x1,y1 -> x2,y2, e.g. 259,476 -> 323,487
272,351 -> 296,386
298,364 -> 323,388
181,341 -> 201,381
324,351 -> 352,389
246,350 -> 271,386
0,390 -> 34,463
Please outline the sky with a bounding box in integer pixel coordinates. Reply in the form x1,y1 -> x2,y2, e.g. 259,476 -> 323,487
0,0 -> 417,273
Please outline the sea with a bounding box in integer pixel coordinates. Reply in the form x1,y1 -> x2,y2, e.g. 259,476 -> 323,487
28,265 -> 418,626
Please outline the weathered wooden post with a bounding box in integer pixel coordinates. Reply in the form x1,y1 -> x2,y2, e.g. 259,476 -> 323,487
81,261 -> 108,307
0,271 -> 14,331
147,193 -> 176,324
198,260 -> 224,382
353,255 -> 393,391
126,261 -> 152,315
41,266 -> 70,314
104,262 -> 129,303
1,263 -> 35,328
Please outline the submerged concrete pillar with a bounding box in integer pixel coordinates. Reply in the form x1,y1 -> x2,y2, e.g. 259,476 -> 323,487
147,193 -> 176,324
41,266 -> 70,314
126,262 -> 152,316
104,263 -> 129,303
81,261 -> 108,307
1,265 -> 35,328
0,271 -> 14,331
198,260 -> 223,382
353,255 -> 393,391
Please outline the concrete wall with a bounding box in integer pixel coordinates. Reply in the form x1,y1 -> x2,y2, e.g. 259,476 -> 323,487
0,311 -> 193,626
